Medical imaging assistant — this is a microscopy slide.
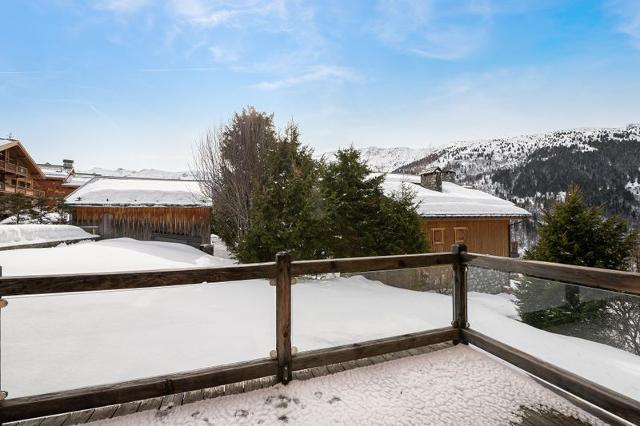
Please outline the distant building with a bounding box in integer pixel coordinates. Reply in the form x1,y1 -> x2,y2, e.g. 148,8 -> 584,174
36,159 -> 76,198
65,177 -> 212,247
382,169 -> 531,257
0,138 -> 46,198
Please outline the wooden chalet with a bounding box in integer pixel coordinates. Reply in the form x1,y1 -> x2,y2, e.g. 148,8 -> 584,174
65,177 -> 211,247
0,138 -> 46,198
36,159 -> 76,198
382,169 -> 531,257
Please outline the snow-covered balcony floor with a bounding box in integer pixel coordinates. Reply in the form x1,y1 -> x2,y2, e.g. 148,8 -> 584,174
13,343 -> 612,426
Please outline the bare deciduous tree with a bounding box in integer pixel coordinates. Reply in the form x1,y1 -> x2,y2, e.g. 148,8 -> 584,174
191,107 -> 278,251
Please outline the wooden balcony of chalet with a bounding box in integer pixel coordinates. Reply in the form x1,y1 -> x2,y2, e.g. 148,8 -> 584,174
0,247 -> 638,425
0,181 -> 45,198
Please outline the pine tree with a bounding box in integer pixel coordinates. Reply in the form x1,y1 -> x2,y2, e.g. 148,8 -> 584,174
320,147 -> 428,258
320,148 -> 385,258
30,196 -> 49,223
0,193 -> 31,224
515,184 -> 636,328
376,184 -> 429,255
236,124 -> 325,263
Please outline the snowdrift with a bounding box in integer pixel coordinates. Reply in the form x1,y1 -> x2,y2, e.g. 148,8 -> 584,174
0,224 -> 96,248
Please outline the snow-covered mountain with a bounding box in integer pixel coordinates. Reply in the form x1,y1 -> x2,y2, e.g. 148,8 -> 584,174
319,146 -> 434,173
80,168 -> 193,180
393,125 -> 640,225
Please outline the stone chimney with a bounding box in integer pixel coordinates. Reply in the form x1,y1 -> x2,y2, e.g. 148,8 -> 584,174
420,167 -> 455,192
63,159 -> 74,170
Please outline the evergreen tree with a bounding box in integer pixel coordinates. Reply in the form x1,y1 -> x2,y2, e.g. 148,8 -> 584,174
195,107 -> 279,253
0,193 -> 31,223
236,124 -> 325,263
515,185 -> 636,328
376,184 -> 430,255
54,197 -> 70,223
320,148 -> 428,258
30,196 -> 49,223
320,148 -> 385,258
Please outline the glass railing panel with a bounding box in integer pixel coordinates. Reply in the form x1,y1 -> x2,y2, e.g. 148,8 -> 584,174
291,264 -> 454,353
468,265 -> 640,402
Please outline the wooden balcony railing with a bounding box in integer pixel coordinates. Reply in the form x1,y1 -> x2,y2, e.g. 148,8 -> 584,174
0,184 -> 44,198
0,249 -> 638,423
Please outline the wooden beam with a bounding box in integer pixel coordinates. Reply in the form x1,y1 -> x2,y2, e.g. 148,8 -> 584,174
462,253 -> 640,296
463,329 -> 640,424
0,358 -> 277,423
292,327 -> 458,371
275,252 -> 292,384
290,252 -> 457,276
0,263 -> 277,296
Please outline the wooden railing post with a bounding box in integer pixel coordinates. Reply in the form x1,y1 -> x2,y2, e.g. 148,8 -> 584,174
275,252 -> 292,384
451,244 -> 469,339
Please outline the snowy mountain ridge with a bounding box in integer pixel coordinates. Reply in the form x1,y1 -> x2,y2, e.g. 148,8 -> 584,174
80,168 -> 193,180
318,146 -> 434,173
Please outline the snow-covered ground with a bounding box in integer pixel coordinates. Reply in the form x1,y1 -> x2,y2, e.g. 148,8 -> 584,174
0,224 -> 96,248
1,239 -> 638,405
0,212 -> 69,225
0,238 -> 232,275
96,345 -> 603,426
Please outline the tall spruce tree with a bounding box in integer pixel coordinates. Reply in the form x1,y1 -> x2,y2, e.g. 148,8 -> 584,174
236,124 -> 325,263
515,184 -> 636,328
320,147 -> 427,258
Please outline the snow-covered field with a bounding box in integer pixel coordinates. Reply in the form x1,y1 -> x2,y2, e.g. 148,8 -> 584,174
1,239 -> 638,405
96,345 -> 603,426
0,224 -> 96,248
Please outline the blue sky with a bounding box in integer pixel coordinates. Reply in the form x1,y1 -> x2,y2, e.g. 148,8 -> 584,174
1,0 -> 639,170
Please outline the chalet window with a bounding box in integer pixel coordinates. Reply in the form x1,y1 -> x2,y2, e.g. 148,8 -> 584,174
431,228 -> 445,245
454,227 -> 467,243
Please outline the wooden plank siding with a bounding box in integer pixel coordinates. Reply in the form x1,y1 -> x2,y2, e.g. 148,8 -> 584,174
70,206 -> 211,246
421,218 -> 510,257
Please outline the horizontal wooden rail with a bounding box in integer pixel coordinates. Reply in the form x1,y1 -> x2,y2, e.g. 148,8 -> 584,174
463,329 -> 640,424
291,252 -> 457,275
292,327 -> 458,371
0,357 -> 278,423
0,263 -> 277,296
0,252 -> 457,297
0,327 -> 458,422
462,253 -> 640,296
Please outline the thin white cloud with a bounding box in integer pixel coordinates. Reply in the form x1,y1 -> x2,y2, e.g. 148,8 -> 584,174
209,46 -> 239,63
137,66 -> 220,72
252,66 -> 361,90
373,0 -> 494,60
607,0 -> 640,48
96,0 -> 155,13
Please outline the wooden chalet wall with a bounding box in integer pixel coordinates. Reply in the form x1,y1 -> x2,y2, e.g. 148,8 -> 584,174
421,218 -> 510,257
0,145 -> 44,197
70,206 -> 211,247
35,179 -> 75,199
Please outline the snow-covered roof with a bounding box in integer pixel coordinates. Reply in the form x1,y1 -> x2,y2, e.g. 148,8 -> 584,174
38,163 -> 72,180
62,172 -> 100,188
0,139 -> 16,150
65,177 -> 210,207
380,174 -> 531,218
